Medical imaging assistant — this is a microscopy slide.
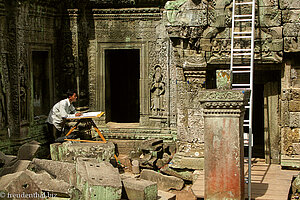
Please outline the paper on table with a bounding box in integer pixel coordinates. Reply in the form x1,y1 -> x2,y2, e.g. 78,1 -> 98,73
67,111 -> 103,119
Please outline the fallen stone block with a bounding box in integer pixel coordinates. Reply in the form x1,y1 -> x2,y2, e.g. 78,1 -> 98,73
140,169 -> 184,191
122,178 -> 157,200
0,160 -> 31,176
168,153 -> 204,170
0,151 -> 17,167
17,140 -> 40,160
160,165 -> 194,181
140,139 -> 163,151
76,159 -> 122,200
28,158 -> 76,185
50,141 -> 115,163
0,171 -> 42,198
157,190 -> 176,200
24,169 -> 71,195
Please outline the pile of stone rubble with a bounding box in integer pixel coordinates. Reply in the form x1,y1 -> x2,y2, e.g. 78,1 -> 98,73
0,139 -> 202,199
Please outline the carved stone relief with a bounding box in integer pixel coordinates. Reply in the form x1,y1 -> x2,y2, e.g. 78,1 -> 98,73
279,0 -> 300,9
150,65 -> 166,116
63,44 -> 75,76
290,112 -> 300,128
207,39 -> 230,64
282,9 -> 300,23
19,64 -> 28,122
283,23 -> 300,37
88,41 -> 97,110
281,127 -> 300,155
284,37 -> 300,52
258,7 -> 281,27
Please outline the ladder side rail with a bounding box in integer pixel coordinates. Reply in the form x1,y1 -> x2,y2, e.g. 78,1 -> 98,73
248,0 -> 256,199
230,0 -> 236,72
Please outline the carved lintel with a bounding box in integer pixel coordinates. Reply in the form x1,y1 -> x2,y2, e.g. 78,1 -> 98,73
183,70 -> 206,84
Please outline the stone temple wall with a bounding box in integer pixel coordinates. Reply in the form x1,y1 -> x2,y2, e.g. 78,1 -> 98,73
0,0 -> 60,154
164,0 -> 300,164
0,0 -> 299,164
86,8 -> 174,129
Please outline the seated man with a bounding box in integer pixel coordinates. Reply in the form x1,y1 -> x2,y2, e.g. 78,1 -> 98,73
46,90 -> 82,142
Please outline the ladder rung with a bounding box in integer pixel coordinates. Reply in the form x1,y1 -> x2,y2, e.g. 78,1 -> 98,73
233,53 -> 252,56
234,14 -> 252,18
233,36 -> 252,39
244,120 -> 250,122
236,2 -> 253,5
233,31 -> 252,34
233,49 -> 251,52
243,124 -> 250,127
232,71 -> 251,73
232,84 -> 251,87
232,66 -> 251,69
235,19 -> 253,22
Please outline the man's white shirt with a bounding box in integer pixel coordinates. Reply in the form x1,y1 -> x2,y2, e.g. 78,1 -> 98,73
46,98 -> 75,131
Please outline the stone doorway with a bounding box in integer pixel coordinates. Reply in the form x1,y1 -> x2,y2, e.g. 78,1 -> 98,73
31,50 -> 52,118
105,49 -> 140,123
246,70 -> 280,163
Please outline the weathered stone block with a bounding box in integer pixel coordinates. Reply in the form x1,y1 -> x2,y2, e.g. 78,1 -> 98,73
17,140 -> 40,160
270,39 -> 283,51
281,127 -> 300,154
292,143 -> 300,155
280,100 -> 290,127
209,8 -> 231,28
259,7 -> 281,27
283,23 -> 300,37
25,169 -> 71,195
258,0 -> 278,7
282,10 -> 300,23
215,28 -> 231,39
140,169 -> 184,191
290,112 -> 300,128
291,89 -> 300,100
0,152 -> 16,166
0,160 -> 31,176
0,171 -> 42,197
50,141 -> 115,163
168,154 -> 204,170
160,165 -> 194,181
281,155 -> 300,169
289,101 -> 300,112
158,190 -> 176,200
216,70 -> 231,90
279,0 -> 300,9
76,159 -> 122,200
256,27 -> 281,39
284,37 -> 300,52
123,178 -> 157,200
199,39 -> 211,51
28,158 -> 76,186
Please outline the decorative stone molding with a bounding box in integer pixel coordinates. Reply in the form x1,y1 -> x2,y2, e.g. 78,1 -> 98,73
199,90 -> 250,115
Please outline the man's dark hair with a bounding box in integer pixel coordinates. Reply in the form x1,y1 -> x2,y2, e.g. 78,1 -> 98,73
66,90 -> 76,98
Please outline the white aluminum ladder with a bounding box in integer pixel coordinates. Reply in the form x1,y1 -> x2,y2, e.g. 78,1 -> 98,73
230,0 -> 255,199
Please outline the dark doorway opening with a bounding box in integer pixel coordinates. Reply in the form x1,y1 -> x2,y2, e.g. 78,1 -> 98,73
245,70 -> 281,160
32,51 -> 50,117
252,84 -> 265,158
105,49 -> 140,123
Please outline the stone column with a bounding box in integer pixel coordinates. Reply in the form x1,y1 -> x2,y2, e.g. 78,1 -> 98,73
199,90 -> 249,200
